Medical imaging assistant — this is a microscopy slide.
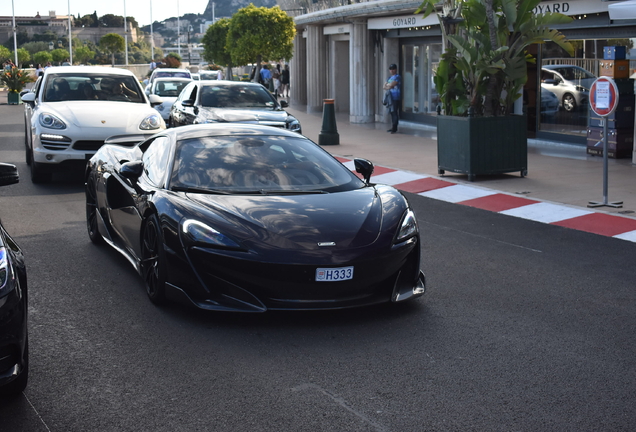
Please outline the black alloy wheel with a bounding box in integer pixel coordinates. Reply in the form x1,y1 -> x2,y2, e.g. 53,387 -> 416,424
85,174 -> 103,244
141,214 -> 167,304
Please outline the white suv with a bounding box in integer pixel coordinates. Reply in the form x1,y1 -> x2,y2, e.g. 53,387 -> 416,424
22,66 -> 165,183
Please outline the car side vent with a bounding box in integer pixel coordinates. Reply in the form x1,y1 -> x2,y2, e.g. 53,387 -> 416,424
41,140 -> 71,151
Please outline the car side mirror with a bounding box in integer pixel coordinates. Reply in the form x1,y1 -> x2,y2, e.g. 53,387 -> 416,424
0,163 -> 19,186
21,92 -> 36,106
279,100 -> 289,108
148,94 -> 163,107
354,158 -> 374,185
182,99 -> 195,107
119,160 -> 144,180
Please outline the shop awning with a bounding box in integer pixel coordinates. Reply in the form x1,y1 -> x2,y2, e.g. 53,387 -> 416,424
608,0 -> 636,20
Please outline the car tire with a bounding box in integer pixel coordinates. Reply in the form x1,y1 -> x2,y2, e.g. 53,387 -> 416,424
30,150 -> 51,183
0,336 -> 28,397
141,214 -> 167,305
85,174 -> 104,245
24,125 -> 31,166
562,93 -> 577,112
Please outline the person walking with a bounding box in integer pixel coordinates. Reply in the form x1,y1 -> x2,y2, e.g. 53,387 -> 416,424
280,65 -> 290,98
383,64 -> 401,134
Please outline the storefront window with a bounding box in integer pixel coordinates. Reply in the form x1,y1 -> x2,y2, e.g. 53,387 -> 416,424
538,39 -> 633,138
401,42 -> 441,121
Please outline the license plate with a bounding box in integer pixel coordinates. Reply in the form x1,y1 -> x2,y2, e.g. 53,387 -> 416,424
315,266 -> 354,282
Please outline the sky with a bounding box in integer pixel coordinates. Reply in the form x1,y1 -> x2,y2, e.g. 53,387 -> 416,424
1,0 -> 212,27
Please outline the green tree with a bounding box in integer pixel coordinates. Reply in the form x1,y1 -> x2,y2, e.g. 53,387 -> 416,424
0,46 -> 11,63
100,14 -> 124,28
100,33 -> 125,66
15,48 -> 31,67
20,41 -> 50,56
50,48 -> 70,63
74,46 -> 96,64
202,18 -> 232,76
226,5 -> 295,81
33,51 -> 53,66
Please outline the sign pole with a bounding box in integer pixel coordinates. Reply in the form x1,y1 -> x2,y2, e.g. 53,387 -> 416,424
588,77 -> 622,208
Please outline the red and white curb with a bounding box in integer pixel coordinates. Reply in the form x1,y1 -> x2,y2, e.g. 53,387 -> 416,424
337,158 -> 636,243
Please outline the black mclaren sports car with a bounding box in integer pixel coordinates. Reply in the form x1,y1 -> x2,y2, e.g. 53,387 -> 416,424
85,124 -> 425,311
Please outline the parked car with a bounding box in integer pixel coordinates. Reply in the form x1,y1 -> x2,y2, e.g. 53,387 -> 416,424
21,66 -> 165,183
0,163 -> 29,397
168,81 -> 301,133
145,68 -> 192,92
541,65 -> 596,112
85,124 -> 426,311
147,77 -> 193,122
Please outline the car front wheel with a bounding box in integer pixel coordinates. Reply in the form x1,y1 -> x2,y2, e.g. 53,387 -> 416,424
85,174 -> 104,244
562,93 -> 577,112
141,214 -> 167,305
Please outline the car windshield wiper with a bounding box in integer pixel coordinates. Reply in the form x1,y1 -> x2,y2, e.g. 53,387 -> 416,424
171,186 -> 232,195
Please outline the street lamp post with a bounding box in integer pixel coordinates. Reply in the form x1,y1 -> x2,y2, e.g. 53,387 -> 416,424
124,0 -> 129,66
177,0 -> 181,59
11,0 -> 17,65
150,0 -> 154,61
68,0 -> 73,64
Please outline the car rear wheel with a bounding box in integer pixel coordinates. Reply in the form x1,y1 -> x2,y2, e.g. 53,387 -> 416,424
563,93 -> 577,112
141,214 -> 167,305
85,174 -> 103,244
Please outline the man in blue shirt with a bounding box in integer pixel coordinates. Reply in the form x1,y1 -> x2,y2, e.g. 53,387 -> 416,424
383,64 -> 401,134
260,65 -> 272,86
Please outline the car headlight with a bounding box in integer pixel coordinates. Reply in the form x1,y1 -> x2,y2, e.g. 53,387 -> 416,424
0,247 -> 15,298
180,219 -> 242,250
140,114 -> 163,130
395,209 -> 418,243
39,112 -> 66,129
288,118 -> 301,132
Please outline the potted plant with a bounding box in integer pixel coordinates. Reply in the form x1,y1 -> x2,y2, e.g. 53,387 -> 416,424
417,0 -> 574,181
1,67 -> 34,105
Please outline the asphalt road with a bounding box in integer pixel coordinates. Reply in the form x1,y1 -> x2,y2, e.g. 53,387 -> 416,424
0,104 -> 635,431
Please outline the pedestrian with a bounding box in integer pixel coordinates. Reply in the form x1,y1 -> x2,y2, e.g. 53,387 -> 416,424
35,64 -> 44,77
216,69 -> 224,80
150,60 -> 157,71
259,64 -> 271,87
280,64 -> 290,98
383,63 -> 401,134
271,67 -> 281,98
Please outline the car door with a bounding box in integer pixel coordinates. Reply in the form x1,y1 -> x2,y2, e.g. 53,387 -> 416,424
23,77 -> 42,153
108,136 -> 172,259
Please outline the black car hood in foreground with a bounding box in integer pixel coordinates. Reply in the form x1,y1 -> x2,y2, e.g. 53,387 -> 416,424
186,187 -> 388,251
197,107 -> 292,124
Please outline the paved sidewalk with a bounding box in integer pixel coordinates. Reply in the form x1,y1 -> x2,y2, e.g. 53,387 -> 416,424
285,104 -> 636,243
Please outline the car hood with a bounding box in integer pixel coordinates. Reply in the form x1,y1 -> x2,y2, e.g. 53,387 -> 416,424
197,107 -> 290,124
44,101 -> 157,129
187,188 -> 385,250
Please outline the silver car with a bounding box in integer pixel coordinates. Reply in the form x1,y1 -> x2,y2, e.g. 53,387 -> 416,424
541,65 -> 596,112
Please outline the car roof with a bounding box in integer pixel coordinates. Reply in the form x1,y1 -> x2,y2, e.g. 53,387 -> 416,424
153,77 -> 193,83
196,80 -> 262,87
542,64 -> 582,70
43,66 -> 136,77
160,124 -> 305,141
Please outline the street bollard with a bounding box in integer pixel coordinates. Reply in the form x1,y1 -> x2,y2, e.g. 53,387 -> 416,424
319,99 -> 339,146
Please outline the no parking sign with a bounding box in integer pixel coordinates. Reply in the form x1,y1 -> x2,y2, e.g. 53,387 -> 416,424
588,76 -> 622,208
589,76 -> 619,117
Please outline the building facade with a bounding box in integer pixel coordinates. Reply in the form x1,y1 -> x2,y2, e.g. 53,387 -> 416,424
290,0 -> 636,144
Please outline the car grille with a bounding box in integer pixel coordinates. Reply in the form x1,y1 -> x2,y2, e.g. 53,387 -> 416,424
73,141 -> 105,151
41,137 -> 71,151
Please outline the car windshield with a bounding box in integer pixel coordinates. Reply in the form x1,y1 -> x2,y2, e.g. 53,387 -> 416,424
154,81 -> 190,97
43,73 -> 145,103
199,71 -> 218,80
556,67 -> 596,81
154,71 -> 191,79
170,135 -> 363,193
199,85 -> 276,108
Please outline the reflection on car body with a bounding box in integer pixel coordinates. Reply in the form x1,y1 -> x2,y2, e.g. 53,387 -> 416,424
85,124 -> 426,312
